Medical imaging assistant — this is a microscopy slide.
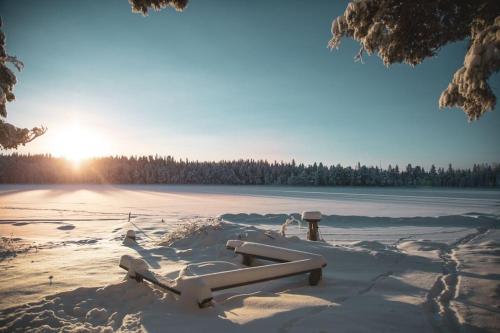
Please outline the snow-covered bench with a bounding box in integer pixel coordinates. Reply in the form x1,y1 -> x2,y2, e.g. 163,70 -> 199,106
226,240 -> 326,284
119,240 -> 327,307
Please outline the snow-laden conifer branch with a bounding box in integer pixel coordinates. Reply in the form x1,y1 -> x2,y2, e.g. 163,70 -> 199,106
329,0 -> 500,120
0,18 -> 46,149
439,17 -> 500,120
128,0 -> 188,15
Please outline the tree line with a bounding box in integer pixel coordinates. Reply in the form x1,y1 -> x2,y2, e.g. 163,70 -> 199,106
0,154 -> 498,187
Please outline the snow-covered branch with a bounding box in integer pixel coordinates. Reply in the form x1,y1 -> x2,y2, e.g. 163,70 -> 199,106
330,0 -> 500,120
0,18 -> 46,150
439,17 -> 500,120
128,0 -> 188,15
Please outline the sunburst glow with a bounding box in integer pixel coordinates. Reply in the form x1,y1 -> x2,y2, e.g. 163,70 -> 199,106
51,121 -> 110,165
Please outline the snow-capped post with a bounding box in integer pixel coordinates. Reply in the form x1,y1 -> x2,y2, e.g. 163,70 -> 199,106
126,229 -> 136,241
302,211 -> 321,241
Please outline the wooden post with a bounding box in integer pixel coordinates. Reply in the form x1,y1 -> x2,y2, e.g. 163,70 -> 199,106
309,268 -> 322,285
242,254 -> 254,266
126,230 -> 136,241
307,220 -> 319,241
301,211 -> 322,241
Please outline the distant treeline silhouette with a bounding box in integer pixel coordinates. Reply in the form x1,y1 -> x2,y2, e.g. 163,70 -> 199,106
0,154 -> 499,187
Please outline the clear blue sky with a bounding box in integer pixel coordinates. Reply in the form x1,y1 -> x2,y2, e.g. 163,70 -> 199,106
1,0 -> 499,168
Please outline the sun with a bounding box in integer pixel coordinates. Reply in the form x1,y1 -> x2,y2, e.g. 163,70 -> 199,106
51,121 -> 110,165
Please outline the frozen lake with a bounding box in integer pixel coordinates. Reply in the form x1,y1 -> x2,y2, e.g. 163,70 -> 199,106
1,184 -> 499,220
1,184 -> 498,245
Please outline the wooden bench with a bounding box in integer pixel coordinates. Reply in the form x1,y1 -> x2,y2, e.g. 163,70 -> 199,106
226,240 -> 326,285
119,240 -> 327,307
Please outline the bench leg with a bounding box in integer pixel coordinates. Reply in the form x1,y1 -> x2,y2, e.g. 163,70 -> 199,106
242,254 -> 254,266
309,269 -> 322,286
198,297 -> 214,308
129,275 -> 143,283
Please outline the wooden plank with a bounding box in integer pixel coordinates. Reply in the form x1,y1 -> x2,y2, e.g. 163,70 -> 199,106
119,264 -> 181,295
211,268 -> 322,291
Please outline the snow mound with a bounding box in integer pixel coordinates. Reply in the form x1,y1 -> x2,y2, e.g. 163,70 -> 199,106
158,217 -> 224,247
0,279 -> 164,333
398,240 -> 449,252
349,240 -> 388,251
478,240 -> 500,249
177,261 -> 241,277
159,219 -> 286,250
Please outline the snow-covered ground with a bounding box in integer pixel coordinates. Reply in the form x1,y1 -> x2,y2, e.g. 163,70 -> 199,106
0,185 -> 499,332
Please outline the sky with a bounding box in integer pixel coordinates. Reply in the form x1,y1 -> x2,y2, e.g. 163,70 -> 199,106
1,0 -> 499,169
